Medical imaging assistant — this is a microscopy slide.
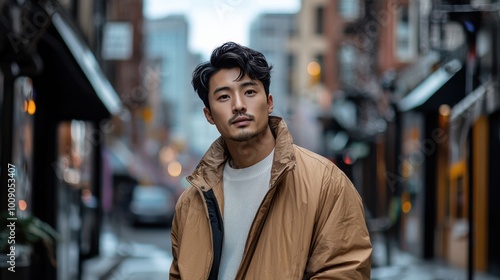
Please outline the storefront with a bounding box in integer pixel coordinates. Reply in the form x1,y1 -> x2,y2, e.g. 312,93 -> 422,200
436,9 -> 500,276
0,2 -> 122,279
448,80 -> 500,274
487,109 -> 500,277
396,58 -> 466,259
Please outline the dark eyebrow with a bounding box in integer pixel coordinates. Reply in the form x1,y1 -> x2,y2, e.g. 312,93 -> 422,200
240,81 -> 258,88
212,81 -> 258,95
213,86 -> 230,95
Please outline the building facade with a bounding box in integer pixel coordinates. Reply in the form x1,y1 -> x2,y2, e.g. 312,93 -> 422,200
394,0 -> 500,276
0,0 -> 125,279
249,13 -> 295,123
287,2 -> 500,277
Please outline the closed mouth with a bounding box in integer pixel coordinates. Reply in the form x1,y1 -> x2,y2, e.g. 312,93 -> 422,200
230,115 -> 253,125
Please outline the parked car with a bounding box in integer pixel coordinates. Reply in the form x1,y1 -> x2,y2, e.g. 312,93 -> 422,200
128,185 -> 176,227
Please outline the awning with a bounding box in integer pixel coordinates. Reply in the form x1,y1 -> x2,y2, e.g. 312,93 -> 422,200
33,8 -> 122,121
449,81 -> 499,162
451,80 -> 499,123
398,59 -> 465,112
52,13 -> 122,115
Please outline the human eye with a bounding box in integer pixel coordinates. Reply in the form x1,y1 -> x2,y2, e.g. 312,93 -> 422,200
217,94 -> 230,101
245,89 -> 257,96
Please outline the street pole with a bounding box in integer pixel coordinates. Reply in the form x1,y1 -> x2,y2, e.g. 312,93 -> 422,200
462,17 -> 477,280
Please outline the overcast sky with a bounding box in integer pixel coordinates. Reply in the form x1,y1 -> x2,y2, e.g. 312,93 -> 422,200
143,0 -> 300,59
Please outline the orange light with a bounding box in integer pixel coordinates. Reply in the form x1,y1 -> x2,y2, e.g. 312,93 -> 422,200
167,161 -> 182,177
402,201 -> 412,213
27,100 -> 36,115
23,100 -> 28,112
439,104 -> 450,117
19,200 -> 27,211
307,61 -> 321,76
143,107 -> 153,122
160,146 -> 177,164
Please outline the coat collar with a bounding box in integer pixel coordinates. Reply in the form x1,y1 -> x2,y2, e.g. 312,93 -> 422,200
187,116 -> 296,191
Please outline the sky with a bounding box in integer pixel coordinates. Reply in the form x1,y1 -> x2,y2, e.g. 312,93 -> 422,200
143,0 -> 301,59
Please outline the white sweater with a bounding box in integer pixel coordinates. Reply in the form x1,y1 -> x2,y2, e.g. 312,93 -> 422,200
218,150 -> 274,280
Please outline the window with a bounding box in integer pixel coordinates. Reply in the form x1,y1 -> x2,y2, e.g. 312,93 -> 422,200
396,4 -> 418,61
339,0 -> 360,20
261,26 -> 275,36
315,6 -> 324,34
12,77 -> 35,218
339,45 -> 356,87
316,54 -> 324,83
286,54 -> 295,94
397,8 -> 410,60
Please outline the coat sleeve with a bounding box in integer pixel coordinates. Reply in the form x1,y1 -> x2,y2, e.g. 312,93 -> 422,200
305,167 -> 372,279
169,191 -> 187,279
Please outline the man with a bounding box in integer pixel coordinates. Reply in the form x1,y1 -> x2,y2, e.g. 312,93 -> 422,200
170,42 -> 372,279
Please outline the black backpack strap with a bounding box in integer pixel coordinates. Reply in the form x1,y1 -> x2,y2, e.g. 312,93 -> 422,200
203,189 -> 224,280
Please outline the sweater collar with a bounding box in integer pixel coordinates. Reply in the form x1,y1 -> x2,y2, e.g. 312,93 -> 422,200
187,116 -> 296,191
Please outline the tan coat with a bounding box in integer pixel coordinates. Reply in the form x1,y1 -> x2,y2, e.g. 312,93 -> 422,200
170,117 -> 372,279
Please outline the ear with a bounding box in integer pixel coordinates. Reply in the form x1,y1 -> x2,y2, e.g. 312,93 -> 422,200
267,94 -> 274,114
203,107 -> 215,125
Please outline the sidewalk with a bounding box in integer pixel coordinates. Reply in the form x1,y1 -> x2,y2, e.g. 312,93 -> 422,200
83,229 -> 500,279
82,229 -> 172,280
81,230 -> 126,280
371,234 -> 500,280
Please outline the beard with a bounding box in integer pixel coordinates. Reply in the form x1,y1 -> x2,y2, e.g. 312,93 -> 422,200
228,125 -> 267,142
228,129 -> 259,141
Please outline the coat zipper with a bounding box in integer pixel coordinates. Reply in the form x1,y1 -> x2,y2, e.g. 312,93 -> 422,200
235,163 -> 295,279
188,178 -> 218,280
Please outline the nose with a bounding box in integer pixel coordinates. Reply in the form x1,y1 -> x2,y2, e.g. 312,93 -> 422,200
232,93 -> 246,113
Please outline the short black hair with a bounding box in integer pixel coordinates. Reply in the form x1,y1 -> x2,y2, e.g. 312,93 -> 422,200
191,42 -> 273,110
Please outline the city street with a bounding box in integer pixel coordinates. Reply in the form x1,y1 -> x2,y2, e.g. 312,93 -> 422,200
3,0 -> 500,278
117,222 -> 172,253
82,219 -> 172,280
82,226 -> 500,280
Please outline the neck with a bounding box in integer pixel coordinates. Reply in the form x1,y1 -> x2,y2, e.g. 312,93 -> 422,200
225,126 -> 275,169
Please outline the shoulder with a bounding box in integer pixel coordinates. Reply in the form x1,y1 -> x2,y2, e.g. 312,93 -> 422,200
292,145 -> 338,176
293,145 -> 334,167
292,145 -> 355,193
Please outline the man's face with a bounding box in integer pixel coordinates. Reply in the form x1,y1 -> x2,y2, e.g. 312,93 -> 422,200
204,68 -> 273,142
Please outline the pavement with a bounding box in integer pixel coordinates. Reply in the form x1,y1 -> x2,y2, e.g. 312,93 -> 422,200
370,234 -> 500,280
82,229 -> 500,280
82,230 -> 171,280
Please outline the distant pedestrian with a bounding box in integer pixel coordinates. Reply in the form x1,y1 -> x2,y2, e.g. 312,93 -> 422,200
169,42 -> 372,279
